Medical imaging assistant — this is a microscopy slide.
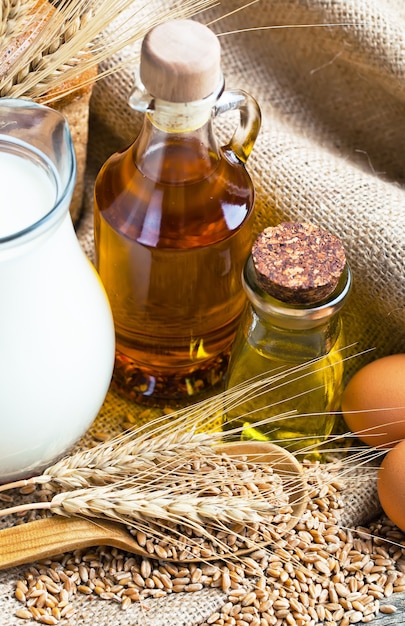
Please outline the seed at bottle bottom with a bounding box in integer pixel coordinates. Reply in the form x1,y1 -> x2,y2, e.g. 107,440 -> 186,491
112,349 -> 230,407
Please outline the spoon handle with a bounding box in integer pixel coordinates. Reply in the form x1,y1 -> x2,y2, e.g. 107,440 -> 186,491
0,516 -> 138,570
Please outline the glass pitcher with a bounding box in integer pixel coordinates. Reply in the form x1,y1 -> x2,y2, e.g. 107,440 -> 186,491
0,98 -> 115,482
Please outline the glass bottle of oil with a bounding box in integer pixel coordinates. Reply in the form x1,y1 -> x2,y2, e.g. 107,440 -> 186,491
223,222 -> 352,457
94,19 -> 261,405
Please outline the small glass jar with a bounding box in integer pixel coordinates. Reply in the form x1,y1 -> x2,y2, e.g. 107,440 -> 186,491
223,222 -> 352,458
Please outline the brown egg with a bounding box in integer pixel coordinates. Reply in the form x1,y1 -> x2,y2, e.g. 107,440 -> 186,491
341,354 -> 405,448
377,440 -> 405,532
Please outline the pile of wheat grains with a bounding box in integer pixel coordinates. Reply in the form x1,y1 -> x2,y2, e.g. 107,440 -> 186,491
7,459 -> 405,626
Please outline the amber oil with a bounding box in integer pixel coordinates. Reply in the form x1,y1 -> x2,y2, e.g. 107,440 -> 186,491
94,118 -> 255,404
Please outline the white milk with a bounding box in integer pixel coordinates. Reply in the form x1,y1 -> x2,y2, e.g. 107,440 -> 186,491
0,152 -> 55,236
0,149 -> 115,481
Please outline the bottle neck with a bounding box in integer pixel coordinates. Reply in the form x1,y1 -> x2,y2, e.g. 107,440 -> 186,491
243,255 -> 352,332
146,99 -> 214,133
130,77 -> 224,132
244,305 -> 343,362
131,102 -> 220,184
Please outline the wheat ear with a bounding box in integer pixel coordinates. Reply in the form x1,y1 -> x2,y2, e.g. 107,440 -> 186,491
0,346 -> 369,496
0,0 -> 220,100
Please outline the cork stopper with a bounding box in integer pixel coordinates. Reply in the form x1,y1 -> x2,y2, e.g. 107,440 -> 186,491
252,222 -> 346,305
140,20 -> 221,103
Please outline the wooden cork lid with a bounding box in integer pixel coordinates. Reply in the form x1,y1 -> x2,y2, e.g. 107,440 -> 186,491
140,20 -> 221,102
252,222 -> 346,305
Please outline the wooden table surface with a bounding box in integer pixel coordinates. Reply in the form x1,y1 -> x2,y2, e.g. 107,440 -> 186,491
349,551 -> 405,625
369,593 -> 405,625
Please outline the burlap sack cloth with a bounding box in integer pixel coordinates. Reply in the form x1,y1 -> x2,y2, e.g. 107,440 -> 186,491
1,0 -> 405,624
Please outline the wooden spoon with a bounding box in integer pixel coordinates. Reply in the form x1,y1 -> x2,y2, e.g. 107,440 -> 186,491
0,441 -> 308,570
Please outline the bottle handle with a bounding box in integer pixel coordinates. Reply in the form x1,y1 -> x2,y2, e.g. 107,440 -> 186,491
214,89 -> 261,164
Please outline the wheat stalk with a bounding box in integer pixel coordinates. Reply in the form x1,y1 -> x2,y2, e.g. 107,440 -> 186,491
0,0 -> 362,102
0,353 -> 381,511
0,351 -> 385,563
0,479 -> 279,522
0,345 -> 370,497
0,368 -> 291,492
0,445 -> 381,564
0,450 -> 295,558
0,0 -> 220,101
0,0 -> 30,42
59,485 -> 275,524
0,360 -> 328,559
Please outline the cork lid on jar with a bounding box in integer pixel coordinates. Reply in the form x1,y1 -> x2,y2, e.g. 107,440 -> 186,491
252,222 -> 347,305
140,19 -> 221,103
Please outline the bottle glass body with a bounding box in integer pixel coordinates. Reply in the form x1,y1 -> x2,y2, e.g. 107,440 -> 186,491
94,92 -> 259,404
224,257 -> 351,457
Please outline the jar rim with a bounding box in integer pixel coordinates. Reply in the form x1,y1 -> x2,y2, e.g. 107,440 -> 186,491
0,98 -> 76,247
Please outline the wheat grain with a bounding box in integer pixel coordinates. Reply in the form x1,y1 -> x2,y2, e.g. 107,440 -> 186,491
12,463 -> 405,625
